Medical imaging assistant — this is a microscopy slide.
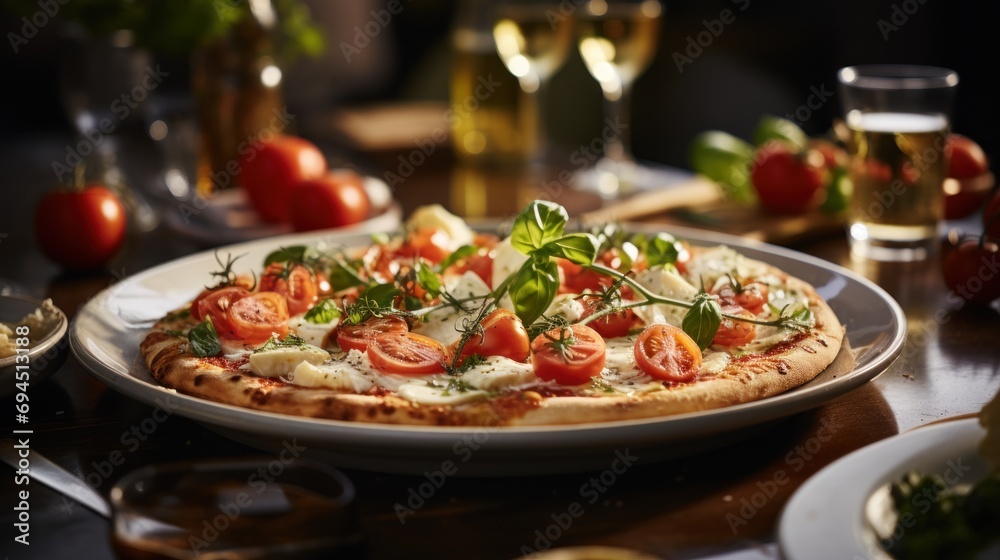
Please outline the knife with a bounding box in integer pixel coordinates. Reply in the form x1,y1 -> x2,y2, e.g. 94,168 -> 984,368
0,438 -> 112,518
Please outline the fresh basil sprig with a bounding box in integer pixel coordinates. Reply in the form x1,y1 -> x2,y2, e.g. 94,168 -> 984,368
505,201 -> 600,325
189,319 -> 221,357
304,299 -> 341,324
437,245 -> 477,271
682,292 -> 723,349
646,233 -> 683,268
415,261 -> 444,297
510,201 -> 571,254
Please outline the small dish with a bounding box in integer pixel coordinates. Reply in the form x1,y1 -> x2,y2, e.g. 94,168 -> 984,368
110,457 -> 363,559
0,294 -> 68,398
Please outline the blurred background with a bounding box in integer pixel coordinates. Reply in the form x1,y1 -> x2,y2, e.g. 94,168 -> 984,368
3,0 -> 994,163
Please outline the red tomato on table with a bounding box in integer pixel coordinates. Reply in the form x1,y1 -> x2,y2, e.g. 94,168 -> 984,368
35,184 -> 126,270
288,171 -> 371,232
239,135 -> 327,223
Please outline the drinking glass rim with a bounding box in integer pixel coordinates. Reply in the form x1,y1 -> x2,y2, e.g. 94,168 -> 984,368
838,65 -> 959,90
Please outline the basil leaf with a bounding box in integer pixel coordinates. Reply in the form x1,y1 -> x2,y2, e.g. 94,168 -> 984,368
304,299 -> 341,324
682,293 -> 722,350
189,319 -> 221,357
404,295 -> 423,311
438,245 -> 477,271
510,201 -> 569,254
326,258 -> 367,292
415,261 -> 443,297
647,233 -> 681,267
539,233 -> 600,265
361,283 -> 400,308
264,245 -> 308,266
255,334 -> 307,353
509,256 -> 559,326
619,241 -> 639,272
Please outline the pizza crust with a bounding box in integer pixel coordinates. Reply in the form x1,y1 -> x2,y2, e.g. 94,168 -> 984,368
139,251 -> 845,427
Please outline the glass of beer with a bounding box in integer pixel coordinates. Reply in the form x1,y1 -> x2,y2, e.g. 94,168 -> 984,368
837,65 -> 958,261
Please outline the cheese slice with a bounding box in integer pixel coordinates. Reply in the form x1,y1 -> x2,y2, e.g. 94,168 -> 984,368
458,356 -> 536,390
632,267 -> 698,328
397,382 -> 488,405
291,361 -> 374,392
289,314 -> 339,348
249,344 -> 328,378
413,271 -> 491,346
405,204 -> 474,250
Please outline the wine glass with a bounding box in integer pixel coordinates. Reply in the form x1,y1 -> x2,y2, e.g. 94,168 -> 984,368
576,0 -> 661,197
492,1 -> 573,165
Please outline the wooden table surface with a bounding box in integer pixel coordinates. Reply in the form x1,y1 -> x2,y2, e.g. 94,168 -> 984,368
2,149 -> 998,560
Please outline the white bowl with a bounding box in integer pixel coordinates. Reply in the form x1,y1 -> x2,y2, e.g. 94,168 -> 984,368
0,295 -> 69,398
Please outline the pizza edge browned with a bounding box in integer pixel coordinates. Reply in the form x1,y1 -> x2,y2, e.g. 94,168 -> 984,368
139,256 -> 844,427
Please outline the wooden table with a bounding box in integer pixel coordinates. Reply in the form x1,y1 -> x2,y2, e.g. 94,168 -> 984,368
2,152 -> 998,560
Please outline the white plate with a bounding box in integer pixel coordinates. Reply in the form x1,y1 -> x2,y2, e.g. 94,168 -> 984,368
162,175 -> 401,245
70,224 -> 906,476
779,418 -> 990,560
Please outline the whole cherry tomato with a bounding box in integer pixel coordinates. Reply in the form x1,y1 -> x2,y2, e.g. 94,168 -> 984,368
35,183 -> 126,270
750,141 -> 825,214
944,134 -> 992,220
288,171 -> 371,232
239,135 -> 327,223
942,235 -> 1000,305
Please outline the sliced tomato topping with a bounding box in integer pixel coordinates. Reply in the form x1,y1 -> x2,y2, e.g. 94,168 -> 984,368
712,306 -> 757,347
580,300 -> 638,339
368,331 -> 448,375
450,308 -> 530,364
530,324 -> 607,385
633,324 -> 702,383
397,227 -> 451,264
193,286 -> 252,338
450,252 -> 494,288
336,315 -> 408,353
714,281 -> 769,314
259,263 -> 319,316
226,291 -> 290,343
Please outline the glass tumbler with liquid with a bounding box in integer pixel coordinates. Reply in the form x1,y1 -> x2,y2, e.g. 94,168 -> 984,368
837,65 -> 958,261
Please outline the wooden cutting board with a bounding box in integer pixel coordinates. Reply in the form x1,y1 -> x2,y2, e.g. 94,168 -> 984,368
581,177 -> 846,246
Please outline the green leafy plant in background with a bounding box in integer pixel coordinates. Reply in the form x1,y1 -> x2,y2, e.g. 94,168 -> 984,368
2,0 -> 323,61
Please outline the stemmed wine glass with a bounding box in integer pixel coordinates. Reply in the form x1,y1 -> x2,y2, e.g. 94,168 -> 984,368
492,1 -> 573,165
575,0 -> 661,197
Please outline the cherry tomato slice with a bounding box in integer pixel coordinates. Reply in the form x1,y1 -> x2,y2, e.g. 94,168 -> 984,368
714,281 -> 769,314
193,287 -> 252,338
397,227 -> 451,264
580,302 -> 638,339
336,315 -> 408,353
451,309 -> 530,363
227,291 -> 290,343
633,324 -> 702,383
530,324 -> 607,385
712,306 -> 757,347
367,332 -> 449,375
259,263 -> 319,316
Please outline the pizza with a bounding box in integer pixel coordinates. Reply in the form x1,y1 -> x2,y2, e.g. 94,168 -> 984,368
140,201 -> 844,426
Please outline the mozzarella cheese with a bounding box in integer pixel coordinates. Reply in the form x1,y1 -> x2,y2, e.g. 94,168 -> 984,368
289,314 -> 339,348
405,204 -> 474,250
248,344 -> 329,378
397,382 -> 489,405
291,360 -> 374,392
412,271 -> 491,346
632,267 -> 698,328
491,237 -> 529,291
458,356 -> 536,390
